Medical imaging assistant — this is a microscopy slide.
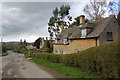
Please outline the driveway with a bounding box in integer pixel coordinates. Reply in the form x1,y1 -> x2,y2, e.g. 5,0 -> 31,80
0,51 -> 66,79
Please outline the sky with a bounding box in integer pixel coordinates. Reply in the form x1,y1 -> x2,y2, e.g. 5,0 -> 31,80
0,0 -> 119,42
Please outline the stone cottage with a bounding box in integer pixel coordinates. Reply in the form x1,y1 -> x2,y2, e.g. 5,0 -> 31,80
54,15 -> 120,54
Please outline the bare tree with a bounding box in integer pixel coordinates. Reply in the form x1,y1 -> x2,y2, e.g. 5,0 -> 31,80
108,1 -> 120,16
117,12 -> 120,25
83,0 -> 107,21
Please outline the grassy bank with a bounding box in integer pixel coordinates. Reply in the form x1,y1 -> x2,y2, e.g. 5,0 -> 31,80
23,41 -> 119,78
0,53 -> 8,56
31,57 -> 100,78
30,41 -> 119,78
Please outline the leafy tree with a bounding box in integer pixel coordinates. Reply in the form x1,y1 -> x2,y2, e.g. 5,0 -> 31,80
46,41 -> 51,49
48,5 -> 72,39
24,39 -> 27,46
20,39 -> 23,45
69,16 -> 89,27
83,0 -> 107,21
33,37 -> 42,49
48,16 -> 59,39
2,42 -> 7,53
19,39 -> 25,49
46,41 -> 53,53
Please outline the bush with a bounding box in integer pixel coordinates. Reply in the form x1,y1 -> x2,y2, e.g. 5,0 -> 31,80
2,44 -> 7,53
0,53 -> 8,56
31,41 -> 119,78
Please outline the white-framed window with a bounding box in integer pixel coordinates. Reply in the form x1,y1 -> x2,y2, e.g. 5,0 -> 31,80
81,29 -> 86,37
63,39 -> 67,44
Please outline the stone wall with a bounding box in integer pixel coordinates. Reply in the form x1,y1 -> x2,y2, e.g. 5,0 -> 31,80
98,16 -> 119,45
54,38 -> 97,54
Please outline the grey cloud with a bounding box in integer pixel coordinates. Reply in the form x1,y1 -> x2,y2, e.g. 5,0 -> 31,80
2,2 -> 74,41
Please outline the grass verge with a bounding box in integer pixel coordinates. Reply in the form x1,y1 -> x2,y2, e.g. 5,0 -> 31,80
31,57 -> 101,78
0,53 -> 8,56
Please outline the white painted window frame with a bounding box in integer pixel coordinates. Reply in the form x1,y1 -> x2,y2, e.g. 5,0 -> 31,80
81,29 -> 86,38
63,39 -> 67,44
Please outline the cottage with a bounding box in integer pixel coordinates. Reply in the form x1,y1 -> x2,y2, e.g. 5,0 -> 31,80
39,37 -> 54,49
54,15 -> 120,54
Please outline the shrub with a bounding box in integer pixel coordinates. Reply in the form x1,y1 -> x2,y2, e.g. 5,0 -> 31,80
2,43 -> 7,53
0,53 -> 8,56
31,41 -> 119,78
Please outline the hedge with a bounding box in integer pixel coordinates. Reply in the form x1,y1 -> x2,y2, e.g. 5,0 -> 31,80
31,41 -> 120,78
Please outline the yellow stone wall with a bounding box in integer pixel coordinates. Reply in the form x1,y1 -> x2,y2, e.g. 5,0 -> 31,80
54,16 -> 120,54
54,39 -> 97,54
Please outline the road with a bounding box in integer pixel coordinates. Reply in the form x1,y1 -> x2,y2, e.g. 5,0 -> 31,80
0,51 -> 66,79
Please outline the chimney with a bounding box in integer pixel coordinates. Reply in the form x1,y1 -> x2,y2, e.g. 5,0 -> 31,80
79,15 -> 85,24
61,22 -> 64,31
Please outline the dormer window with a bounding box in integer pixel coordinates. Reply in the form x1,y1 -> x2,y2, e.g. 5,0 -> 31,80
63,39 -> 67,44
81,29 -> 86,37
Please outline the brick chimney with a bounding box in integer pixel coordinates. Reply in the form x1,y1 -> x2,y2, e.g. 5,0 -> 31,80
61,22 -> 64,31
79,15 -> 85,24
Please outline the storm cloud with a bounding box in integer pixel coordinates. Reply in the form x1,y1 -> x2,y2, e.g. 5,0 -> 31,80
2,2 -> 87,42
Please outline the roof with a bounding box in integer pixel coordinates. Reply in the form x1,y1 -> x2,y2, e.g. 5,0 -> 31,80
57,15 -> 115,41
86,16 -> 113,38
57,27 -> 80,39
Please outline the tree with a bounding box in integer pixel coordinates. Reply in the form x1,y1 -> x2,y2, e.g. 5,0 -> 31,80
2,42 -> 7,53
48,5 -> 72,39
83,0 -> 107,21
19,39 -> 25,49
117,12 -> 120,25
108,1 -> 120,16
20,39 -> 22,45
46,41 -> 53,53
69,16 -> 89,27
48,16 -> 58,39
24,39 -> 27,46
33,37 -> 42,49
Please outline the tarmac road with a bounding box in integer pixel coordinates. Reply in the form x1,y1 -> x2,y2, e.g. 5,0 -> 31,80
0,51 -> 66,79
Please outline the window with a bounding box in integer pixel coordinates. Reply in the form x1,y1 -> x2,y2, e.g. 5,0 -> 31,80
60,50 -> 63,54
55,50 -> 58,54
63,39 -> 67,44
107,31 -> 113,41
81,29 -> 86,37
